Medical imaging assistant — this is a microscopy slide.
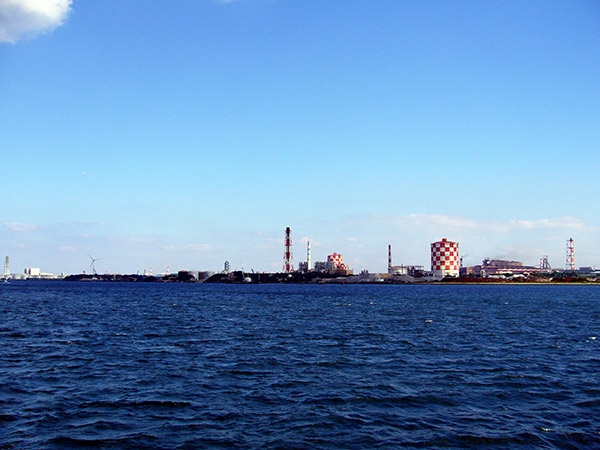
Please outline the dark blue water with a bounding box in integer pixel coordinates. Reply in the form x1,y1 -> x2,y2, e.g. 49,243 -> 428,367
1,282 -> 599,449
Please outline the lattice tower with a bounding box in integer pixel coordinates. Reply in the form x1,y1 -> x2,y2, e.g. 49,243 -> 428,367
566,238 -> 575,270
540,255 -> 551,270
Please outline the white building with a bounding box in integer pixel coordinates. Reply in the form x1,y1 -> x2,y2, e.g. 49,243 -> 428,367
24,267 -> 41,277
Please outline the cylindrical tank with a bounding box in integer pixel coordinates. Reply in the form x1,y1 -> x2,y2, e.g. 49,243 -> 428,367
431,238 -> 459,277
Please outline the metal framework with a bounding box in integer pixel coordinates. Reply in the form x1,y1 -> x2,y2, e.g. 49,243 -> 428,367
566,238 -> 575,271
540,255 -> 551,270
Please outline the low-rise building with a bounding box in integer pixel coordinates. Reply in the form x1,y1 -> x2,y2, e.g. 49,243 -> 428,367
313,252 -> 353,275
469,259 -> 541,277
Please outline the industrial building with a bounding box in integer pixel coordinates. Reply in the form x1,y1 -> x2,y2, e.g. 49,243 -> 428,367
464,259 -> 541,277
431,238 -> 459,277
311,253 -> 352,275
387,245 -> 424,276
298,241 -> 312,273
24,267 -> 41,277
289,231 -> 352,275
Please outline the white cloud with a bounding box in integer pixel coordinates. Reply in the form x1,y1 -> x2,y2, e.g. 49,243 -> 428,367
122,237 -> 155,244
507,217 -> 586,230
0,0 -> 72,44
57,245 -> 77,252
404,214 -> 480,229
365,214 -> 589,234
4,221 -> 37,231
163,243 -> 212,252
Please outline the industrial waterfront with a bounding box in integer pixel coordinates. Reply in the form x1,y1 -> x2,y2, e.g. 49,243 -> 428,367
2,229 -> 598,284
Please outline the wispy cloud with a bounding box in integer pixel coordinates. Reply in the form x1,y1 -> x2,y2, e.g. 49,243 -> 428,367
404,214 -> 480,229
121,237 -> 155,244
57,245 -> 77,252
298,236 -> 323,247
361,214 -> 589,234
4,222 -> 37,231
163,243 -> 212,252
0,0 -> 72,44
506,217 -> 586,231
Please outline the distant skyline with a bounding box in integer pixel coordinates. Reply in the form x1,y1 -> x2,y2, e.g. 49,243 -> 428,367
1,0 -> 599,274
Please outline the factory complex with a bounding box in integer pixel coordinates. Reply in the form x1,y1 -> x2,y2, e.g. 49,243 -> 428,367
2,230 -> 598,284
202,228 -> 599,284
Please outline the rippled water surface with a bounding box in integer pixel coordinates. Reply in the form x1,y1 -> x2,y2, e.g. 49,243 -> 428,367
1,282 -> 599,449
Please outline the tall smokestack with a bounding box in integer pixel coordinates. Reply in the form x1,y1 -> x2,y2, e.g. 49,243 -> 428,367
307,241 -> 312,271
283,227 -> 293,273
388,244 -> 392,271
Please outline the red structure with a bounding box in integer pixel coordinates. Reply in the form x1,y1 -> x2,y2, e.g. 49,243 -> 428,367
431,238 -> 459,277
283,227 -> 293,273
327,253 -> 349,271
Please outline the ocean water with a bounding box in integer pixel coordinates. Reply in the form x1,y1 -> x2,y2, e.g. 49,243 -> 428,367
1,282 -> 599,449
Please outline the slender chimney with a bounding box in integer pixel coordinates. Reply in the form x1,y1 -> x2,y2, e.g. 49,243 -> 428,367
283,227 -> 293,273
388,244 -> 392,271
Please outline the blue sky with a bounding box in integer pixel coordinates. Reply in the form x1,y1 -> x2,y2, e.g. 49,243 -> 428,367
1,0 -> 599,274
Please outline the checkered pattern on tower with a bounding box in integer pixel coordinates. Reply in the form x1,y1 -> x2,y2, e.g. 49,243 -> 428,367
327,253 -> 348,270
430,238 -> 459,276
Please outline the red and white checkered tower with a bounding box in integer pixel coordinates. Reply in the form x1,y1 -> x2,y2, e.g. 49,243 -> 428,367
325,252 -> 349,273
283,227 -> 293,273
431,238 -> 459,277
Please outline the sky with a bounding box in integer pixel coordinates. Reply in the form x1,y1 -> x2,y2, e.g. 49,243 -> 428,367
1,0 -> 599,275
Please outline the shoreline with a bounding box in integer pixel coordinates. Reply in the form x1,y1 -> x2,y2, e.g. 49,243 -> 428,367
8,277 -> 599,286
